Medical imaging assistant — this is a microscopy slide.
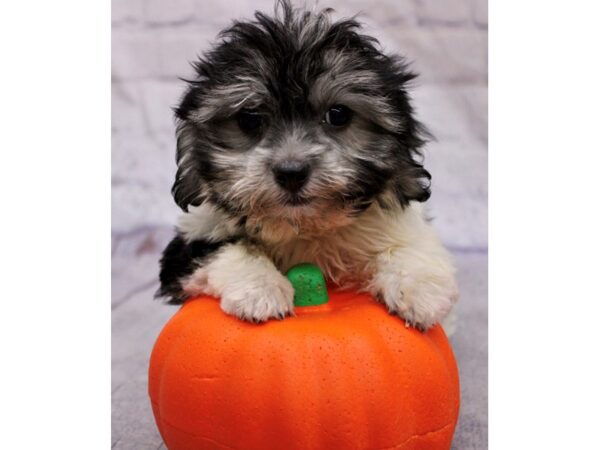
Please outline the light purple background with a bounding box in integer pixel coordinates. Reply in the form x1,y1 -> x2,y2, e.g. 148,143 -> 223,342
112,1 -> 487,449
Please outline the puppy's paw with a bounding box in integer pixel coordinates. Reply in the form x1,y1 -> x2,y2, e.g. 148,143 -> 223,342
372,269 -> 458,331
219,270 -> 295,322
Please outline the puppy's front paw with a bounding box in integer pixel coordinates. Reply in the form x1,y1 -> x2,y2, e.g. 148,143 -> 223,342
373,269 -> 458,331
219,270 -> 295,322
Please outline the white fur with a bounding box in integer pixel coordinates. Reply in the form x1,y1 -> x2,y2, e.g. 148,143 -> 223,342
178,199 -> 458,327
182,243 -> 295,322
178,204 -> 240,243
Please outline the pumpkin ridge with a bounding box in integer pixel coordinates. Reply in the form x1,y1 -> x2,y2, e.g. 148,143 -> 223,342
154,414 -> 455,450
156,413 -> 239,450
151,307 -> 203,412
372,421 -> 456,450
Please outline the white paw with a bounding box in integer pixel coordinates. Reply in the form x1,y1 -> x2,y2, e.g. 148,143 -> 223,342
219,270 -> 295,322
181,243 -> 296,322
373,270 -> 458,331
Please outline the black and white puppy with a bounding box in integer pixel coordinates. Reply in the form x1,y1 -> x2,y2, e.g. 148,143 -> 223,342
157,1 -> 458,330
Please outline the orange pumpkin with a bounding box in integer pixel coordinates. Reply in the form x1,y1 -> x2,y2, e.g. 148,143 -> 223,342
149,264 -> 460,450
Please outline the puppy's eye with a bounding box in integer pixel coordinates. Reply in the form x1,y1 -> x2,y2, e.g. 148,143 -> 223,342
237,110 -> 264,133
324,105 -> 352,127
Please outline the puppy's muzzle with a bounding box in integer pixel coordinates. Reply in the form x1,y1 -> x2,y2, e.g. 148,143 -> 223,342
272,161 -> 310,193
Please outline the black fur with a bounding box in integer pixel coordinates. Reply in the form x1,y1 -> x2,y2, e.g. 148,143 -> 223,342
172,0 -> 431,214
157,235 -> 238,304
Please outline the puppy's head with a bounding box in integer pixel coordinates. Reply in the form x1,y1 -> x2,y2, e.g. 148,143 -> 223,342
172,0 -> 430,234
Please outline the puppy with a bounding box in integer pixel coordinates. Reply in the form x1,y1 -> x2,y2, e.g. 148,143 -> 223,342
157,0 -> 458,330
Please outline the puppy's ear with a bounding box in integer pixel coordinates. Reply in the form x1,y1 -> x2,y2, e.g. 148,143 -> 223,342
392,159 -> 431,207
171,120 -> 205,212
391,116 -> 432,207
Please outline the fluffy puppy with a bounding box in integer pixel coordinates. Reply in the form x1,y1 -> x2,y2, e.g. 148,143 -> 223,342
157,0 -> 458,330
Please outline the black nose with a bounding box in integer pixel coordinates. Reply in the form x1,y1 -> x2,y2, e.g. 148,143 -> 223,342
272,161 -> 311,193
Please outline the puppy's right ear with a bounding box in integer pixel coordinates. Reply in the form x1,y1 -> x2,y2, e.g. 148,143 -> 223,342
170,84 -> 209,212
171,120 -> 205,212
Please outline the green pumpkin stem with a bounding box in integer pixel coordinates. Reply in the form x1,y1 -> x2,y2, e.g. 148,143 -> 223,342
286,263 -> 329,307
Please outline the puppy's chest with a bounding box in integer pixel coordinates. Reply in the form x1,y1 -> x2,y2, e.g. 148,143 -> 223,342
263,235 -> 376,284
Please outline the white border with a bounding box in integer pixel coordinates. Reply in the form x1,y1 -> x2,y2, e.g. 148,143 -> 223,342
490,0 -> 600,448
0,1 -> 110,448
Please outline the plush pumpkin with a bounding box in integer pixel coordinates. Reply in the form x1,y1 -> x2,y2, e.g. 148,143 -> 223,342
149,264 -> 460,450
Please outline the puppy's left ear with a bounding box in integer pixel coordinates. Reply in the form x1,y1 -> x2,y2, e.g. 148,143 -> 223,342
391,156 -> 431,206
387,70 -> 433,207
389,112 -> 432,206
